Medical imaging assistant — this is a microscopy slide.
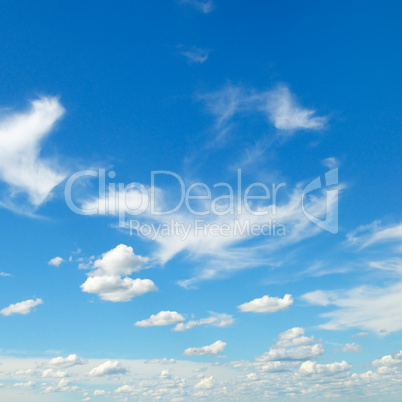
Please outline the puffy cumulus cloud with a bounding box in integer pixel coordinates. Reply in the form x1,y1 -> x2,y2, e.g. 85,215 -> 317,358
94,390 -> 108,396
13,380 -> 35,388
48,354 -> 85,367
372,351 -> 402,366
302,282 -> 402,334
114,384 -> 136,393
0,298 -> 43,316
90,244 -> 149,276
81,275 -> 157,302
173,313 -> 234,331
179,0 -> 214,14
237,294 -> 293,313
41,369 -> 69,378
160,369 -> 171,379
135,311 -> 185,327
255,327 -> 324,362
194,376 -> 214,389
342,343 -> 362,353
0,97 -> 66,208
80,245 -> 156,302
88,361 -> 127,377
298,360 -> 351,375
183,340 -> 226,356
48,256 -> 64,267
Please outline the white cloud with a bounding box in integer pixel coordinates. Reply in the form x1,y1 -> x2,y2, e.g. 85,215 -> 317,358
80,245 -> 155,302
179,0 -> 214,13
81,275 -> 157,302
298,360 -> 351,375
183,340 -> 226,356
372,351 -> 402,366
201,84 -> 326,140
322,157 -> 339,169
0,272 -> 11,277
347,221 -> 402,249
48,354 -> 85,367
13,380 -> 35,388
48,256 -> 64,267
173,313 -> 233,331
135,311 -> 185,327
302,282 -> 402,334
0,97 -> 66,207
90,244 -> 149,276
89,361 -> 127,376
351,332 -> 369,338
194,376 -> 214,389
237,294 -> 293,313
264,86 -> 327,131
342,343 -> 362,353
115,384 -> 135,393
41,369 -> 69,378
0,298 -> 43,316
179,47 -> 210,64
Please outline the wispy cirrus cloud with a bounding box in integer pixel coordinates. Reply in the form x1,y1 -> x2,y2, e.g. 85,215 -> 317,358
200,84 -> 327,142
178,46 -> 210,64
302,281 -> 402,335
178,0 -> 214,14
0,97 -> 66,209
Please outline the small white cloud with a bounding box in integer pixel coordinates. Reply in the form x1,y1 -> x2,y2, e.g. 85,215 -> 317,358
41,369 -> 69,378
114,384 -> 135,393
194,376 -> 215,389
265,86 -> 327,131
237,294 -> 293,313
135,311 -> 185,327
48,354 -> 85,367
298,360 -> 351,375
173,313 -> 233,331
13,380 -> 35,388
352,332 -> 369,338
183,340 -> 226,356
0,298 -> 43,316
179,0 -> 214,14
48,256 -> 64,267
89,360 -> 127,376
91,244 -> 149,276
342,343 -> 362,353
81,275 -> 157,302
372,351 -> 402,366
179,47 -> 210,64
322,157 -> 339,169
0,272 -> 11,277
0,97 -> 66,207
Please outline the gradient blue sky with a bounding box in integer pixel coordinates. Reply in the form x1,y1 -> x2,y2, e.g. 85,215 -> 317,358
0,0 -> 401,400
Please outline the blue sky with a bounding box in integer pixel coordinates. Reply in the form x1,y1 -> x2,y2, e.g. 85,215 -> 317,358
0,0 -> 401,400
